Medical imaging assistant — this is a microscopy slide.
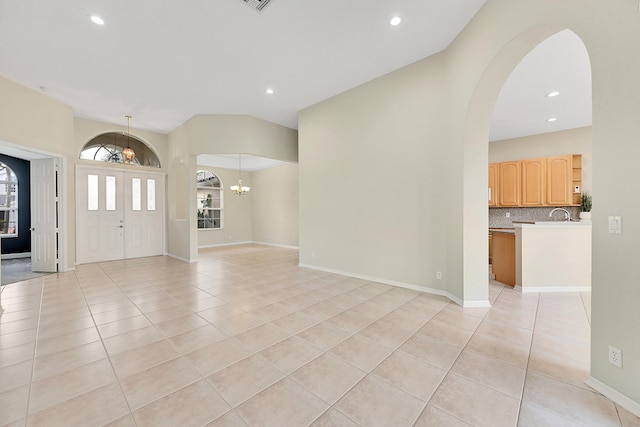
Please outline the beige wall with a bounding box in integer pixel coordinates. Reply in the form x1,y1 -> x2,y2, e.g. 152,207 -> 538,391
489,127 -> 592,193
196,166 -> 253,248
252,163 -> 299,247
167,115 -> 298,261
299,0 -> 640,406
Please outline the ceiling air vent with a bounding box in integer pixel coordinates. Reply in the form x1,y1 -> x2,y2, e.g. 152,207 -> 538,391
241,0 -> 272,12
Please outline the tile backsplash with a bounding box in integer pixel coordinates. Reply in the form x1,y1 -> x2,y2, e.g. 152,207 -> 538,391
489,206 -> 581,228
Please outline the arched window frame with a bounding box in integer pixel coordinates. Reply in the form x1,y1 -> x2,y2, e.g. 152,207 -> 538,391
0,162 -> 18,237
79,132 -> 162,168
197,170 -> 223,230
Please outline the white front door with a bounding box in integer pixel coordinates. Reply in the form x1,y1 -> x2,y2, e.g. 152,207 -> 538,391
30,158 -> 59,272
76,166 -> 165,264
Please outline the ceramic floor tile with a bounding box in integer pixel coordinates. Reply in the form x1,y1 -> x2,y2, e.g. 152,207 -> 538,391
329,333 -> 393,372
205,410 -> 249,427
0,359 -> 32,393
418,318 -> 475,348
414,405 -> 473,427
465,331 -> 530,369
301,302 -> 345,321
325,310 -> 373,333
234,323 -> 290,352
206,354 -> 284,407
399,333 -> 462,371
32,340 -> 107,382
97,314 -> 152,339
235,378 -> 329,427
197,305 -> 246,323
296,321 -> 352,351
119,357 -> 201,410
102,325 -> 165,356
430,373 -> 520,427
26,382 -> 129,427
290,353 -> 366,404
132,380 -> 230,427
270,311 -> 319,335
259,336 -> 323,375
523,371 -> 620,427
28,358 -> 117,414
372,350 -> 447,401
0,384 -> 29,426
531,331 -> 590,365
476,318 -> 533,348
432,308 -> 484,331
184,337 -> 253,377
309,408 -> 359,427
450,349 -> 526,399
358,318 -> 414,348
109,339 -> 180,378
334,374 -> 425,427
168,324 -> 227,354
0,341 -> 35,368
527,348 -> 591,390
617,405 -> 640,427
517,401 -> 583,427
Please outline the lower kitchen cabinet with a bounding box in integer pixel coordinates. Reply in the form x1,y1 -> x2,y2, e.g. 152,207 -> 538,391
491,231 -> 515,286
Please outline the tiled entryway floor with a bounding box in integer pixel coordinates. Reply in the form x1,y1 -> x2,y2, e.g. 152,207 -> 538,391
1,244 -> 638,426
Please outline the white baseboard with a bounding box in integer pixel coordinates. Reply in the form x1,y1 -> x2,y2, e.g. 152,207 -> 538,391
198,241 -> 253,250
517,285 -> 591,293
253,241 -> 299,250
585,376 -> 640,418
1,252 -> 31,260
166,253 -> 197,263
298,262 -> 485,307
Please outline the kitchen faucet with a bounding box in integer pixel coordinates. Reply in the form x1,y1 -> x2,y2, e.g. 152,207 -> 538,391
549,207 -> 571,221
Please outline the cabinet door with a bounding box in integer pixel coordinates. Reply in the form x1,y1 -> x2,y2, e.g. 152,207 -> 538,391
498,161 -> 521,207
547,155 -> 572,205
522,158 -> 546,206
488,163 -> 499,207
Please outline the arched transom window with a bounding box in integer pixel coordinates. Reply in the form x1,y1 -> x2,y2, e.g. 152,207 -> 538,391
197,170 -> 223,229
0,162 -> 18,236
80,132 -> 161,168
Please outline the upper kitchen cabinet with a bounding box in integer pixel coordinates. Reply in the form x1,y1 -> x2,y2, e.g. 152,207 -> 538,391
522,158 -> 546,206
488,163 -> 499,207
498,161 -> 521,207
547,155 -> 573,206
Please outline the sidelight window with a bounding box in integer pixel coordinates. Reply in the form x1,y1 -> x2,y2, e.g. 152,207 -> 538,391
197,170 -> 223,229
0,162 -> 18,237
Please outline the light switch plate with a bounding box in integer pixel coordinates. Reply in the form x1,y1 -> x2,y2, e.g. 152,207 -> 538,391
608,216 -> 622,234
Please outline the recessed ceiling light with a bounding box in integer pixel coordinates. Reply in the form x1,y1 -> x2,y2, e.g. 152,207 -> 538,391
546,91 -> 560,97
547,117 -> 558,122
390,16 -> 402,26
89,15 -> 104,25
266,88 -> 274,95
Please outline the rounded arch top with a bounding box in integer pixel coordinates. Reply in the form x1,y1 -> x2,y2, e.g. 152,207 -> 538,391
80,131 -> 162,168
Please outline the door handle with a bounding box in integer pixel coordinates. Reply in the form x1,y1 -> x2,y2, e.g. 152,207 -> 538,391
119,225 -> 124,228
30,227 -> 35,231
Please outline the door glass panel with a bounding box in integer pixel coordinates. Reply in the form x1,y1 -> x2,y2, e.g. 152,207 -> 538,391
147,179 -> 156,211
88,174 -> 99,211
106,175 -> 116,211
132,178 -> 141,211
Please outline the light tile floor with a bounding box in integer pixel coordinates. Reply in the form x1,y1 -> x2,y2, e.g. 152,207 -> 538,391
0,244 -> 638,427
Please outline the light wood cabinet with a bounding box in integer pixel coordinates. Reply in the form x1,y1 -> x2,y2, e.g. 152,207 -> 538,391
489,154 -> 582,208
522,158 -> 546,206
498,161 -> 521,207
492,231 -> 515,286
488,163 -> 499,207
547,155 -> 572,206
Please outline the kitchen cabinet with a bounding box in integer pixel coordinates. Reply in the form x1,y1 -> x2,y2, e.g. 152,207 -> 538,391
488,163 -> 499,207
547,155 -> 572,205
498,161 -> 521,207
489,154 -> 582,208
521,158 -> 546,206
491,230 -> 515,286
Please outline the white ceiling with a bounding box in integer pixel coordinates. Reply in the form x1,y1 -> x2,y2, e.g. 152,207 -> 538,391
197,153 -> 286,172
0,0 -> 591,161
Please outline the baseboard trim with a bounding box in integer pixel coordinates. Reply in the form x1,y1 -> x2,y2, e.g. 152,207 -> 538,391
585,376 -> 640,418
166,253 -> 197,263
253,241 -> 299,250
298,262 -> 482,307
198,241 -> 253,250
517,285 -> 591,293
1,252 -> 31,260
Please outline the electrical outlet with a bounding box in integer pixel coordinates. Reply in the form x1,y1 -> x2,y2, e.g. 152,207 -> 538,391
506,212 -> 510,218
608,345 -> 622,368
436,271 -> 442,280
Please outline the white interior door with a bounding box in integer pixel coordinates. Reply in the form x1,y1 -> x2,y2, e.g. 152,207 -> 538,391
30,158 -> 59,272
76,165 -> 165,264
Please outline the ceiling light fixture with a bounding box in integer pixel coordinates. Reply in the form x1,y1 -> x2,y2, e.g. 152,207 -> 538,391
547,117 -> 558,122
89,15 -> 104,25
546,91 -> 560,97
390,16 -> 402,26
266,88 -> 274,95
122,115 -> 136,163
230,154 -> 251,195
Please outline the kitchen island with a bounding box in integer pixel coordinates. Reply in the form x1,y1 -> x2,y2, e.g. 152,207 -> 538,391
513,221 -> 591,292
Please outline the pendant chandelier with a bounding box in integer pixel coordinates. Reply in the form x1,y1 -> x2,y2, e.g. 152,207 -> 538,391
122,115 -> 136,163
230,154 -> 251,195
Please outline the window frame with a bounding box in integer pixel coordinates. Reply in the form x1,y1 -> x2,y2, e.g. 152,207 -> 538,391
197,170 -> 223,230
0,162 -> 19,238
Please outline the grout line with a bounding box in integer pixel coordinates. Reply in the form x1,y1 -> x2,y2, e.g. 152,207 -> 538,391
22,276 -> 46,426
